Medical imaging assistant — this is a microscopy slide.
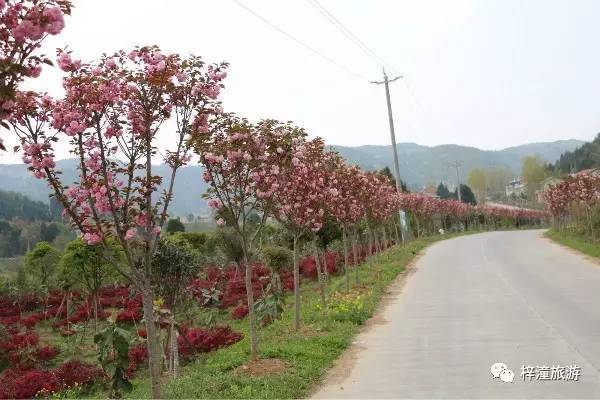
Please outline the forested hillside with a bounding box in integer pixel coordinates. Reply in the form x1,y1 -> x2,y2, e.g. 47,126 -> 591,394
0,190 -> 56,221
552,133 -> 600,173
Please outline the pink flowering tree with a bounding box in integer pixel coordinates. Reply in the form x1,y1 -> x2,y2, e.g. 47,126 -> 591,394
0,0 -> 71,145
7,46 -> 227,397
544,171 -> 599,240
265,137 -> 330,329
328,161 -> 364,291
192,116 -> 303,359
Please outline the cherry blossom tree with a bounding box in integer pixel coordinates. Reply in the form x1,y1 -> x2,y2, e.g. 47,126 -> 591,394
192,116 -> 303,359
266,137 -> 331,329
0,0 -> 71,147
8,45 -> 227,397
328,161 -> 364,292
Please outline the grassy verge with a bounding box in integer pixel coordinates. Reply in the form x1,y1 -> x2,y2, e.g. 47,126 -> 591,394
124,232 -> 468,399
545,228 -> 600,259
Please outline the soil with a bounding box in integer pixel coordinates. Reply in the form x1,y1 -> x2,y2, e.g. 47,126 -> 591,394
235,358 -> 288,377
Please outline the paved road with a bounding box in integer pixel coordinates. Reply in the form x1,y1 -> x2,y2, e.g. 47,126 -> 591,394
314,230 -> 600,399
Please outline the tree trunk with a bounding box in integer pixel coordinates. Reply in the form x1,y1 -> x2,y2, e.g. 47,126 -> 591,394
342,226 -> 349,293
66,292 -> 70,332
92,293 -> 98,334
141,284 -> 162,399
313,238 -> 327,311
293,234 -> 300,331
353,231 -> 360,285
241,239 -> 258,360
170,323 -> 179,378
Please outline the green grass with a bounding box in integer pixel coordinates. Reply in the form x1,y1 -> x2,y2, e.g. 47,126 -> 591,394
124,232 -> 467,399
545,228 -> 600,258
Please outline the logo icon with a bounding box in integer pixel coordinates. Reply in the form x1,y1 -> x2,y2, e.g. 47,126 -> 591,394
491,362 -> 514,383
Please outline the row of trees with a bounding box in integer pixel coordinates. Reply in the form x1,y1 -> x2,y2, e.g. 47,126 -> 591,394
0,1 -> 549,396
466,157 -> 549,204
544,171 -> 600,242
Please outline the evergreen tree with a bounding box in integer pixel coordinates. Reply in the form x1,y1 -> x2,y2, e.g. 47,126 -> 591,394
436,183 -> 451,199
455,184 -> 477,205
165,218 -> 185,235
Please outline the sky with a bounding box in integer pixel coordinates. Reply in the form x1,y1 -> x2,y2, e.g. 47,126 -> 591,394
3,0 -> 600,163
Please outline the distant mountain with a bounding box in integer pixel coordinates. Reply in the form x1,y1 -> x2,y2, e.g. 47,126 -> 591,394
0,139 -> 585,215
551,134 -> 600,173
0,160 -> 210,217
329,139 -> 584,190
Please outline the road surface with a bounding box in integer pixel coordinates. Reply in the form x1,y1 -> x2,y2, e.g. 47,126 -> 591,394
314,230 -> 600,399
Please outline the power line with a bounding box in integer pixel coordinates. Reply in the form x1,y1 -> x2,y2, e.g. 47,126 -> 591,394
305,0 -> 429,122
231,0 -> 368,81
305,0 -> 392,70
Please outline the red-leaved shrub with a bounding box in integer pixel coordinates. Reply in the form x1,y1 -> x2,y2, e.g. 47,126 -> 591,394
54,359 -> 104,388
177,325 -> 242,358
230,304 -> 248,319
126,344 -> 148,378
0,368 -> 58,399
116,307 -> 142,323
34,345 -> 60,361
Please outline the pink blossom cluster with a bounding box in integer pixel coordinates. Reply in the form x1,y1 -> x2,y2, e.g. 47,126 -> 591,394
0,0 -> 71,121
544,171 -> 600,216
8,46 -> 228,247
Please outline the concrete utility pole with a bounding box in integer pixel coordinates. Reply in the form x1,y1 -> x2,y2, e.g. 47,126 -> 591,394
371,68 -> 403,194
448,161 -> 464,202
371,68 -> 405,244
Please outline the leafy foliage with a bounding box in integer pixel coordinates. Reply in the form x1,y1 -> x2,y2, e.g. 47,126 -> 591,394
165,218 -> 185,235
260,245 -> 292,273
151,237 -> 200,309
23,241 -> 60,288
94,321 -> 132,397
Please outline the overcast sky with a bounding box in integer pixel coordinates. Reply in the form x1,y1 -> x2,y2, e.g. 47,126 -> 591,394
3,0 -> 600,163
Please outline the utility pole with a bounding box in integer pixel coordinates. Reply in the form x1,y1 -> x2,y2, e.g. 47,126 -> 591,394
371,68 -> 403,194
448,161 -> 463,202
371,68 -> 405,244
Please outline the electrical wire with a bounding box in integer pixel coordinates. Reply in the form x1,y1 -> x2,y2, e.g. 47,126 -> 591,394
305,0 -> 428,119
231,0 -> 368,81
306,0 -> 393,71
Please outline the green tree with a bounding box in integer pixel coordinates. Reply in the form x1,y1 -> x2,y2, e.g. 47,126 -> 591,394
165,218 -> 185,235
170,232 -> 209,254
261,245 -> 293,274
58,239 -> 123,331
467,168 -> 487,202
0,220 -> 23,257
485,167 -> 512,199
151,237 -> 199,310
40,222 -> 60,243
454,184 -> 477,205
378,166 -> 408,191
521,156 -> 548,199
23,241 -> 60,288
436,183 -> 451,199
316,216 -> 342,250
